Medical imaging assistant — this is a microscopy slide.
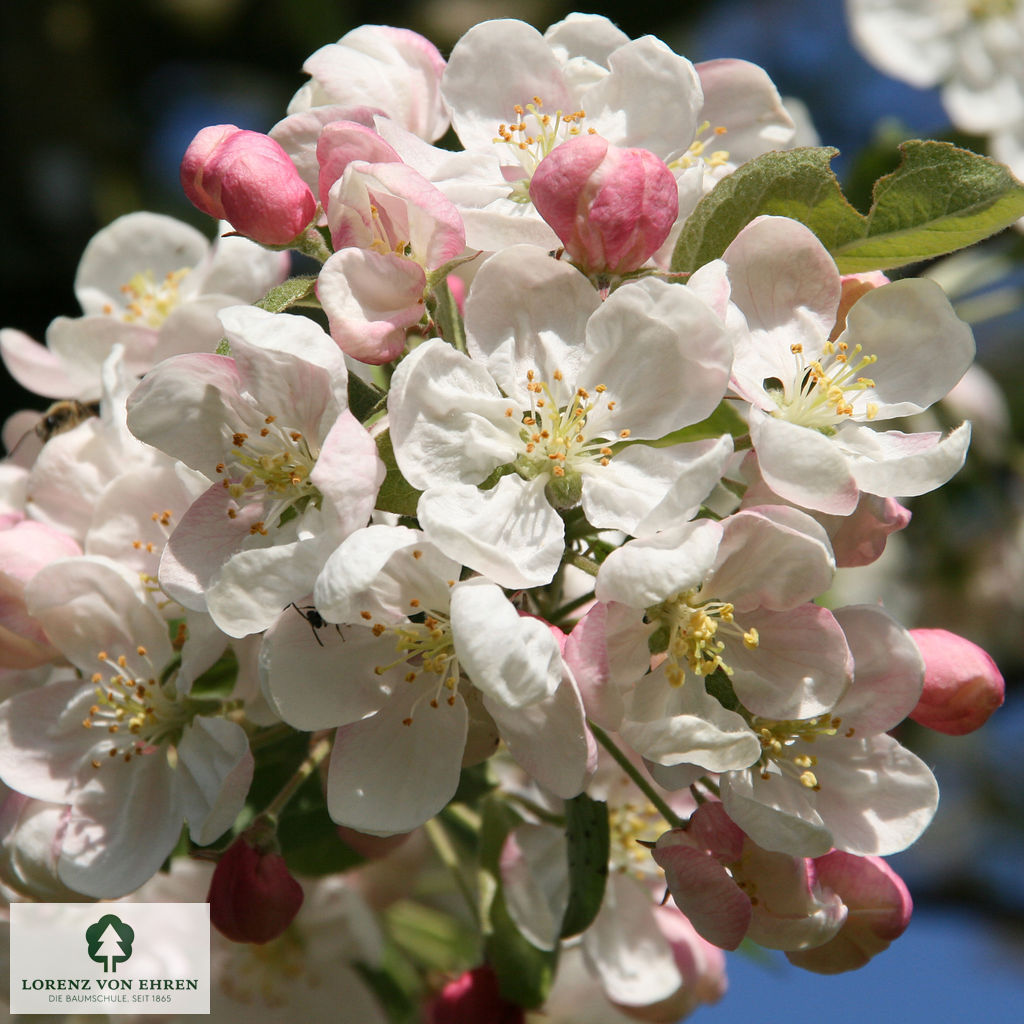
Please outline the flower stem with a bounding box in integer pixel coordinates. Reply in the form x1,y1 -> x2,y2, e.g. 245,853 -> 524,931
263,734 -> 332,820
589,722 -> 686,830
424,817 -> 481,928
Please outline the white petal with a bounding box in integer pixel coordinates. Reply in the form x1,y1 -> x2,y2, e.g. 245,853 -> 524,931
326,688 -> 467,835
177,717 -> 253,845
417,477 -> 565,588
500,823 -> 570,951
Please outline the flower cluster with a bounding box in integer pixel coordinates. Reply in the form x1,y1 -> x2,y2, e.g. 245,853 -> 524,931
0,12 -> 1008,1021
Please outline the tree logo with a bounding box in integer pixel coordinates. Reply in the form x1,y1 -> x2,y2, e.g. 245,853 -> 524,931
85,914 -> 135,973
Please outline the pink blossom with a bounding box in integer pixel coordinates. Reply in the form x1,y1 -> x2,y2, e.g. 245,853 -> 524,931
786,851 -> 912,974
181,125 -> 317,245
652,802 -> 846,952
909,628 -> 1005,735
530,135 -> 678,274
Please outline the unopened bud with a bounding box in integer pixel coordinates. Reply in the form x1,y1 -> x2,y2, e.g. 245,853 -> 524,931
530,135 -> 677,275
426,965 -> 524,1024
207,828 -> 304,943
909,628 -> 1005,735
181,125 -> 317,245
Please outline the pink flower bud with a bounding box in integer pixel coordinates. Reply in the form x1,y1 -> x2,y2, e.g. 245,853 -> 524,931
181,125 -> 317,245
426,966 -> 524,1024
207,831 -> 304,943
529,135 -> 678,274
908,628 -> 1005,735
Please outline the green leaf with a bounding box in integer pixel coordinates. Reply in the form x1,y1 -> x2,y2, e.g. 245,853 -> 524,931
671,142 -> 1024,275
486,892 -> 558,1010
385,899 -> 480,973
430,278 -> 468,354
375,430 -> 422,517
560,793 -> 609,939
647,399 -> 748,448
349,372 -> 387,424
255,275 -> 319,312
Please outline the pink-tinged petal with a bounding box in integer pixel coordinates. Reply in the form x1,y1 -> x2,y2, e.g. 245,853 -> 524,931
564,602 -> 650,729
908,628 -> 1005,735
317,248 -> 426,363
838,420 -> 971,499
427,966 -> 524,1024
0,328 -> 90,399
25,556 -> 172,672
787,852 -> 912,974
707,505 -> 835,611
696,59 -> 794,162
581,872 -> 683,1006
177,717 -> 253,845
417,477 -> 565,589
158,483 -> 264,613
310,410 -> 384,537
686,801 -> 746,862
750,408 -> 860,514
0,521 -> 81,669
57,751 -> 184,897
723,215 -> 840,351
727,605 -> 852,720
296,26 -> 448,142
326,688 -> 467,836
126,352 -> 245,474
316,121 -> 401,209
840,278 -> 975,417
653,830 -> 752,950
829,494 -> 911,568
649,903 -> 729,1017
530,135 -> 678,274
500,824 -> 568,951
260,612 -> 388,730
833,605 -> 924,733
812,735 -> 939,857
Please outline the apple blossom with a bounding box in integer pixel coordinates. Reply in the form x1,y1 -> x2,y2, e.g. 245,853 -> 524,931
717,605 -> 938,858
722,215 -> 974,514
909,628 -> 1005,735
125,304 -> 384,637
584,506 -> 852,773
0,212 -> 287,402
260,524 -> 588,835
388,244 -> 735,587
0,557 -> 253,897
181,125 -> 317,246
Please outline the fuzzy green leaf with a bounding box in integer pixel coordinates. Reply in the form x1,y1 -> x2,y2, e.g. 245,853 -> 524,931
671,142 -> 1024,275
255,275 -> 319,312
375,430 -> 422,517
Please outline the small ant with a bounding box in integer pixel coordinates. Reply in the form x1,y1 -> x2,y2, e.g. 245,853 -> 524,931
289,603 -> 344,646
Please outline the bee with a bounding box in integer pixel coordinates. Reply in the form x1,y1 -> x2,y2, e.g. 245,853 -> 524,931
4,399 -> 100,459
289,603 -> 344,646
